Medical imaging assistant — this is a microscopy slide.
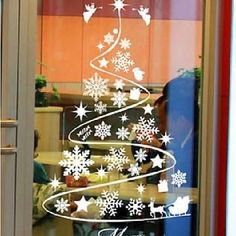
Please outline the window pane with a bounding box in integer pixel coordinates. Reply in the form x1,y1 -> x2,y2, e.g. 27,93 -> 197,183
33,1 -> 203,235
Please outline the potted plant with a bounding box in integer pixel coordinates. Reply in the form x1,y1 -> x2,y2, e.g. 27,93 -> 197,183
35,74 -> 48,107
35,74 -> 60,107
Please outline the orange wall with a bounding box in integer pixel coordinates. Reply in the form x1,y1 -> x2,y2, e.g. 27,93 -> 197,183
40,16 -> 202,85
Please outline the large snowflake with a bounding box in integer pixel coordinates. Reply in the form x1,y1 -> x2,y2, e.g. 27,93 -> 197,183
104,147 -> 130,172
59,145 -> 94,180
94,101 -> 107,115
116,126 -> 130,140
112,51 -> 134,73
96,190 -> 123,217
111,91 -> 128,108
135,117 -> 159,143
83,73 -> 108,102
126,198 -> 145,216
54,198 -> 70,213
94,121 -> 111,140
171,170 -> 187,188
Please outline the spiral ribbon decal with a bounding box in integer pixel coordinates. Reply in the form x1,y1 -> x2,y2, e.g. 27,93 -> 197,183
42,0 -> 191,223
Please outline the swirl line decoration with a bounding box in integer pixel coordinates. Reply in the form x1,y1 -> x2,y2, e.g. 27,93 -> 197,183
42,0 -> 191,223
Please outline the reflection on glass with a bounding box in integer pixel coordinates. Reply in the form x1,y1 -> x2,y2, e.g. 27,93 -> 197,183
33,1 -> 203,236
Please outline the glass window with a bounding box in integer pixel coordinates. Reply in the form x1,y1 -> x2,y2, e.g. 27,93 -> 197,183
33,1 -> 203,235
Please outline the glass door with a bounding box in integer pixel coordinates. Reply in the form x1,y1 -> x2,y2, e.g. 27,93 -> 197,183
32,1 -> 205,236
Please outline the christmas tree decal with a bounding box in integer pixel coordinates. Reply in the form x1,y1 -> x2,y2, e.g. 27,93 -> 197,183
42,0 -> 191,223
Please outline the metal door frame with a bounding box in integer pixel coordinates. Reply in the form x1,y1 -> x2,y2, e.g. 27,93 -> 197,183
1,0 -> 36,235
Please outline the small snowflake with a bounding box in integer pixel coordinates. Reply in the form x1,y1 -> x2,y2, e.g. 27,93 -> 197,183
134,149 -> 148,163
83,73 -> 108,102
171,170 -> 187,188
136,184 -> 146,195
94,121 -> 111,140
119,38 -> 131,50
104,147 -> 129,172
159,132 -> 173,145
114,79 -> 125,90
50,175 -> 61,190
135,117 -> 159,143
126,198 -> 145,216
96,166 -> 108,179
112,51 -> 134,73
116,126 -> 130,140
94,101 -> 107,114
111,91 -> 128,108
128,163 -> 141,176
104,32 -> 114,45
96,190 -> 123,216
59,145 -> 94,180
54,198 -> 70,213
120,113 -> 129,123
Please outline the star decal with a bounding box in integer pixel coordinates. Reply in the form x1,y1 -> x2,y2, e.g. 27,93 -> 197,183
111,0 -> 128,11
72,102 -> 91,121
97,42 -> 105,51
74,196 -> 91,212
143,104 -> 154,115
98,57 -> 109,68
159,132 -> 173,145
151,154 -> 165,168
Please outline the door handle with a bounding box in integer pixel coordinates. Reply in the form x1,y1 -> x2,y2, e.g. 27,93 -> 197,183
0,145 -> 17,155
0,119 -> 18,128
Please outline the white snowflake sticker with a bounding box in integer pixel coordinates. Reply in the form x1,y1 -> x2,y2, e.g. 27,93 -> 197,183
171,170 -> 187,188
120,113 -> 129,123
159,132 -> 173,145
116,126 -> 130,140
126,198 -> 145,216
96,190 -> 123,216
135,117 -> 159,143
104,32 -> 115,45
104,147 -> 129,172
59,145 -> 94,180
83,73 -> 108,102
134,148 -> 148,163
114,79 -> 125,90
94,121 -> 111,140
112,51 -> 134,73
136,183 -> 146,195
119,38 -> 131,50
94,101 -> 107,114
128,163 -> 141,176
111,91 -> 128,108
54,198 -> 70,213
